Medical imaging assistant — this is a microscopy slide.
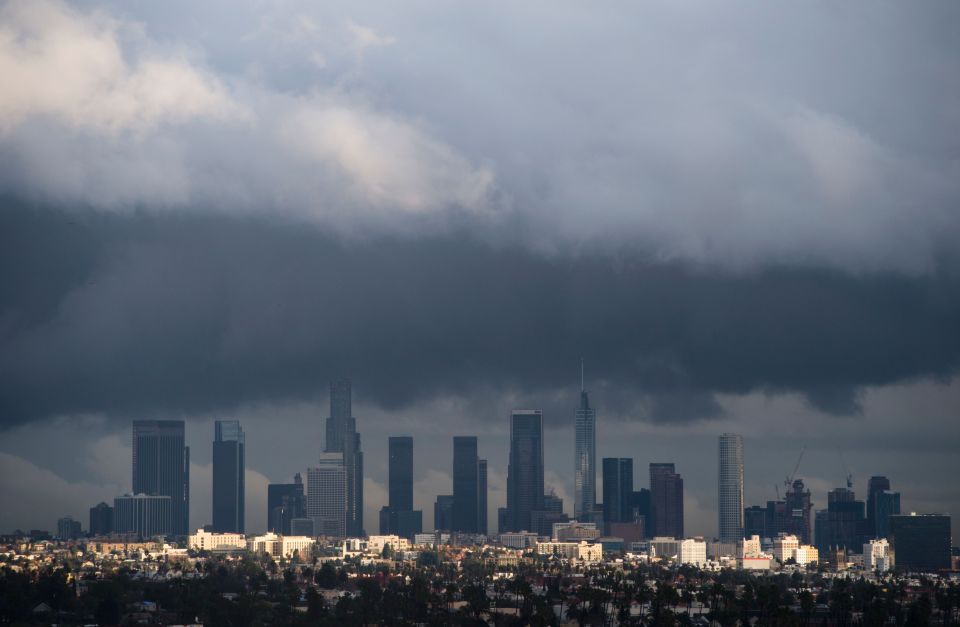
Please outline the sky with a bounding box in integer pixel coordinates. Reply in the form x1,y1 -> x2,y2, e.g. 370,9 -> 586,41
0,0 -> 959,538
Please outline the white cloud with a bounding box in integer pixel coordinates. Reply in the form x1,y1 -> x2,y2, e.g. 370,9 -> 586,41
0,0 -> 243,135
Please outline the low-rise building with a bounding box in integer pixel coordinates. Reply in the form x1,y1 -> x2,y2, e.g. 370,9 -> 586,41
498,532 -> 538,549
188,529 -> 246,552
247,532 -> 314,558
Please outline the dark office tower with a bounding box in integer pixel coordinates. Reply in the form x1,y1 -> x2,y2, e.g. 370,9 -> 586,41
380,437 -> 423,539
57,516 -> 82,540
574,362 -> 597,522
744,505 -> 766,538
718,434 -> 744,543
889,514 -> 951,572
506,410 -> 545,533
212,420 -> 244,533
434,495 -> 454,531
866,476 -> 900,538
602,458 -> 634,533
89,502 -> 113,536
478,459 -> 488,535
874,491 -> 901,539
784,479 -> 814,544
388,437 -> 414,511
650,463 -> 684,538
324,380 -> 364,536
267,474 -> 305,534
452,437 -> 479,533
630,488 -> 652,528
815,488 -> 865,553
132,420 -> 189,535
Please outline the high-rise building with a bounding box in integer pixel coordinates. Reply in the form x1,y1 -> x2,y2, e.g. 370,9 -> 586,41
874,491 -> 901,539
132,420 -> 189,535
114,494 -> 173,538
814,487 -> 865,553
478,459 -> 488,535
784,479 -> 814,544
574,362 -> 596,522
57,516 -> 82,540
650,463 -> 684,538
602,458 -> 633,533
866,476 -> 890,536
324,380 -> 364,536
744,505 -> 766,538
89,502 -> 113,537
267,474 -> 305,534
434,495 -> 454,531
889,514 -> 951,572
630,488 -> 652,535
212,420 -> 244,533
379,437 -> 423,539
506,410 -> 545,533
718,434 -> 744,543
452,436 -> 479,533
307,453 -> 347,538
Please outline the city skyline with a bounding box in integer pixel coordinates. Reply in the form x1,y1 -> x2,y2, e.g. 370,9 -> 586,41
1,1 -> 959,544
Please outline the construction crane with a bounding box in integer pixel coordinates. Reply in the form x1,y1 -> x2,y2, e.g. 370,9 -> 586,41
784,445 -> 806,492
840,452 -> 853,489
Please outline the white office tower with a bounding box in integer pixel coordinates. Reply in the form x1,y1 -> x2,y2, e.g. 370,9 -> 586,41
718,433 -> 744,543
574,361 -> 596,521
864,538 -> 892,572
307,453 -> 347,538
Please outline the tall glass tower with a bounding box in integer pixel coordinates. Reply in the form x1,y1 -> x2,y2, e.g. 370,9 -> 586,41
132,420 -> 189,535
212,420 -> 245,533
718,433 -> 744,542
574,360 -> 596,522
324,380 -> 364,536
506,409 -> 544,532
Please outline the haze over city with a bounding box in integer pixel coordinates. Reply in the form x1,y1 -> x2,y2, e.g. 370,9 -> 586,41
1,0 -> 959,541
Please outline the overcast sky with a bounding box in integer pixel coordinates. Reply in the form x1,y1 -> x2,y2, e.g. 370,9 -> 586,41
1,0 -> 958,538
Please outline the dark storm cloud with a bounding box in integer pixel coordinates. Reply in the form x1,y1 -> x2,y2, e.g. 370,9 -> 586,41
2,201 -> 958,428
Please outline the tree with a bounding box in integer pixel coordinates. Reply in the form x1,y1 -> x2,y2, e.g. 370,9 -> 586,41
315,562 -> 337,589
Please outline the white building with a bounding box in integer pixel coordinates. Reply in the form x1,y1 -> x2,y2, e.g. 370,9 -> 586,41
247,532 -> 314,558
414,532 -> 449,546
740,535 -> 762,558
773,534 -> 799,563
863,539 -> 892,572
793,545 -> 819,567
188,529 -> 246,551
499,532 -> 539,549
552,521 -> 599,542
536,541 -> 602,562
680,538 -> 708,567
366,535 -> 410,554
307,453 -> 347,538
740,555 -> 773,570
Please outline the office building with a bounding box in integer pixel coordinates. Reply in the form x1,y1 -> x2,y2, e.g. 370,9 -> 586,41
132,420 -> 189,535
866,476 -> 890,537
718,433 -> 744,543
434,495 -> 454,531
889,513 -> 951,572
267,474 -> 305,535
212,420 -> 244,533
650,463 -> 684,538
324,380 -> 364,536
602,458 -> 633,533
57,516 -> 82,540
114,494 -> 173,538
478,459 -> 488,534
89,502 -> 113,536
574,363 -> 596,522
744,505 -> 766,538
873,491 -> 901,539
307,453 -> 347,538
784,479 -> 814,544
630,489 -> 651,536
814,487 -> 865,553
379,436 -> 423,539
506,410 -> 544,532
452,436 -> 479,533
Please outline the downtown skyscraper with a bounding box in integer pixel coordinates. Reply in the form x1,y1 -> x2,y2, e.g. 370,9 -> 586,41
506,409 -> 544,533
602,457 -> 633,533
379,436 -> 423,539
132,420 -> 189,535
212,420 -> 244,533
650,462 -> 684,538
574,362 -> 596,522
324,380 -> 364,536
718,433 -> 744,542
452,436 -> 479,533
